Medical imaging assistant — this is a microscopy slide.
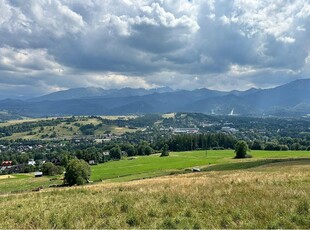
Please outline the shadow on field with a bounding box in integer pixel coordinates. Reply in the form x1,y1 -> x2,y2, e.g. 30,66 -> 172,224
202,158 -> 310,172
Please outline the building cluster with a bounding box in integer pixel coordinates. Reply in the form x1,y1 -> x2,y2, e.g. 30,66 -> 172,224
173,128 -> 200,134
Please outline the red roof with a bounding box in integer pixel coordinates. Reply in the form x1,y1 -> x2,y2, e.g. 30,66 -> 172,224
1,161 -> 12,166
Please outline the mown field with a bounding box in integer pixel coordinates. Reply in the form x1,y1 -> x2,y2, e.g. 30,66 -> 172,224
1,150 -> 310,194
90,150 -> 310,181
0,158 -> 309,229
0,174 -> 63,194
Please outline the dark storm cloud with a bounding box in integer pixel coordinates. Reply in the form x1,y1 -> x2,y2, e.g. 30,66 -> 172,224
0,0 -> 310,98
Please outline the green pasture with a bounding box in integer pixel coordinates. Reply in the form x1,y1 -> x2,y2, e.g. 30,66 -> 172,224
1,150 -> 309,194
0,174 -> 63,194
90,150 -> 310,181
0,158 -> 310,229
0,116 -> 133,140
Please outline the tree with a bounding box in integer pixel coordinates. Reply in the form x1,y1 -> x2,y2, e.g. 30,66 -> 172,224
42,162 -> 64,176
110,145 -> 122,160
79,124 -> 95,135
137,141 -> 154,156
234,141 -> 250,159
122,143 -> 136,156
160,144 -> 169,157
144,146 -> 154,156
251,140 -> 263,150
64,159 -> 91,186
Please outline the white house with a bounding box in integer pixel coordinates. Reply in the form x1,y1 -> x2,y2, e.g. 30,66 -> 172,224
28,159 -> 36,166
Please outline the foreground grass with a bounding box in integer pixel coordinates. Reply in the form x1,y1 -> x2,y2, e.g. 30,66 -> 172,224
0,160 -> 309,229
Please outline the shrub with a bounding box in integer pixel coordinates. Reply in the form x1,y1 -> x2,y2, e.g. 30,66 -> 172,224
79,124 -> 95,135
234,141 -> 250,159
110,146 -> 122,160
42,162 -> 64,176
160,144 -> 169,157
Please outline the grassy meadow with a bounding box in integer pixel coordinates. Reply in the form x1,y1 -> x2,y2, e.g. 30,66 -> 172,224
0,174 -> 63,194
0,159 -> 309,228
1,150 -> 310,194
90,150 -> 310,181
0,116 -> 136,140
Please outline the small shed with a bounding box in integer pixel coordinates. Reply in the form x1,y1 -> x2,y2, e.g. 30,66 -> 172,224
192,167 -> 201,172
34,172 -> 43,177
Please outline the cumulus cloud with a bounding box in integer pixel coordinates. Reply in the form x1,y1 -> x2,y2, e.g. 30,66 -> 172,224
0,0 -> 310,98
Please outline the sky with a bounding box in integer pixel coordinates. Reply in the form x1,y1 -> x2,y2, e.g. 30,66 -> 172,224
0,0 -> 310,99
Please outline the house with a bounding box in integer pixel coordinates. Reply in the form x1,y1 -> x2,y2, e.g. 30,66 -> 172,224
221,127 -> 238,133
1,161 -> 12,166
101,151 -> 110,162
28,159 -> 36,166
88,160 -> 96,165
173,128 -> 199,134
94,139 -> 104,144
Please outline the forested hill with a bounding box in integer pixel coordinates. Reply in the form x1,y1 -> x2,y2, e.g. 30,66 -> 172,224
0,79 -> 309,117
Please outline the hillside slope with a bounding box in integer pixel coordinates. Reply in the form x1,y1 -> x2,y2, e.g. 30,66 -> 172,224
0,159 -> 309,229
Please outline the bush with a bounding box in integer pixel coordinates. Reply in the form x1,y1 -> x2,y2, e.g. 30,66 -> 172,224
279,145 -> 289,151
234,141 -> 249,159
160,144 -> 169,157
22,165 -> 36,173
64,159 -> 91,186
251,140 -> 263,150
110,146 -> 122,160
42,162 -> 64,176
264,142 -> 281,151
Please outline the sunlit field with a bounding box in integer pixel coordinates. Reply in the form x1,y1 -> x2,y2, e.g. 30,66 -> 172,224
0,159 -> 309,229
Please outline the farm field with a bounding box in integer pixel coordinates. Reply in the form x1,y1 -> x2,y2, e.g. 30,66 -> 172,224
1,150 -> 310,194
0,159 -> 309,228
0,174 -> 63,194
90,150 -> 310,181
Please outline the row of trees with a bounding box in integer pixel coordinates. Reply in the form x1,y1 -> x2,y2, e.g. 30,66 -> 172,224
166,133 -> 237,151
250,140 -> 310,151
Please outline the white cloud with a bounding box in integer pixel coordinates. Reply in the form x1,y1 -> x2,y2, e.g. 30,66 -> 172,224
0,0 -> 310,98
277,36 -> 296,44
0,46 -> 63,73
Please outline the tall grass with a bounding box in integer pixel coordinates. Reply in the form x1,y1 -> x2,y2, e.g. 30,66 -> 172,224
0,160 -> 309,229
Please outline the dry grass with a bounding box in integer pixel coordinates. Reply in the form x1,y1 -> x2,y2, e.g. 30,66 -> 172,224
162,113 -> 176,119
0,160 -> 309,229
0,175 -> 16,180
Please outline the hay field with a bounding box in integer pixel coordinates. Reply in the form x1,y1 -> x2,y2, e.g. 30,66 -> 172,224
0,159 -> 309,229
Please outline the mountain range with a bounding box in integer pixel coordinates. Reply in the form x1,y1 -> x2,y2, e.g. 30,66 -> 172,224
0,79 -> 310,117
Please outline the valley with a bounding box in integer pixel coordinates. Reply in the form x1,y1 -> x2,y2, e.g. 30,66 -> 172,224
0,113 -> 309,229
